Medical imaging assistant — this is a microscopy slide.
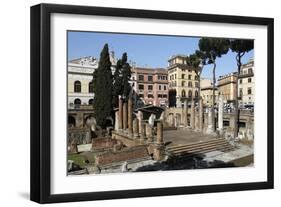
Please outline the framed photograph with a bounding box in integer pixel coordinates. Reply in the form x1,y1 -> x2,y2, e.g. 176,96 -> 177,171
30,3 -> 274,203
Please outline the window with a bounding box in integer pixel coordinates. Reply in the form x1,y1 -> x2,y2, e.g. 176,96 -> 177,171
239,79 -> 242,84
148,94 -> 154,98
223,120 -> 230,127
188,75 -> 192,80
182,90 -> 186,97
88,81 -> 94,93
188,90 -> 192,98
188,81 -> 192,87
159,85 -> 161,90
138,84 -> 144,90
148,85 -> 153,90
238,122 -> 246,128
139,94 -> 144,98
163,94 -> 167,98
248,78 -> 252,83
182,74 -> 185,79
195,75 -> 198,80
158,94 -> 162,98
148,75 -> 153,82
248,87 -> 252,95
74,98 -> 81,105
164,85 -> 167,90
74,81 -> 81,92
88,99 -> 94,105
195,82 -> 199,88
239,89 -> 243,98
182,81 -> 185,87
248,68 -> 253,74
138,75 -> 144,81
195,91 -> 198,97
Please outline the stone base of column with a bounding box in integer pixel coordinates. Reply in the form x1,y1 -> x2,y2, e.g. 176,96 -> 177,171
206,126 -> 216,136
153,145 -> 165,161
217,128 -> 224,136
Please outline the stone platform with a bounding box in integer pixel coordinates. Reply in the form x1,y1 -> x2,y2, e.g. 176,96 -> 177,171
164,129 -> 217,147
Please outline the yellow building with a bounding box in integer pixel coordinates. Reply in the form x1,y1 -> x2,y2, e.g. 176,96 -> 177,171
200,78 -> 218,107
217,72 -> 238,103
167,55 -> 199,107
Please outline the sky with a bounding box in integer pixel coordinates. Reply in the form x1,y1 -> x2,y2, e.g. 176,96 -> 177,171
68,31 -> 254,79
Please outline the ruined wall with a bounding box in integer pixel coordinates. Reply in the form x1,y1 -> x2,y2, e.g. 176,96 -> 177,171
95,145 -> 150,166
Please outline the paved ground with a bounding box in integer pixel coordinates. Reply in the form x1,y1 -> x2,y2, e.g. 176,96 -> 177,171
163,129 -> 217,146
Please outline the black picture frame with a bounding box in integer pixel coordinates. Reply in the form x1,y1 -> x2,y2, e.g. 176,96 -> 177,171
30,3 -> 274,204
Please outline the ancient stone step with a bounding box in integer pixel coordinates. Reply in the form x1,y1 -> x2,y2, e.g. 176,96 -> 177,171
166,138 -> 226,150
170,142 -> 230,153
166,138 -> 234,156
171,143 -> 232,154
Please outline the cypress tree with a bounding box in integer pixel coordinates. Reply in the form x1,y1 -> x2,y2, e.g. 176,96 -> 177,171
93,44 -> 113,129
120,53 -> 132,100
112,59 -> 123,107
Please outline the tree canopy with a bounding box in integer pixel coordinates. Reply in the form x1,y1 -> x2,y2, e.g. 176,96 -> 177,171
93,43 -> 113,129
230,39 -> 254,70
198,38 -> 230,64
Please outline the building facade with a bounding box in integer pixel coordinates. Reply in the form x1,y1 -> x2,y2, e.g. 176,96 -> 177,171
238,58 -> 255,106
217,72 -> 238,103
131,67 -> 169,107
200,78 -> 218,107
68,53 -> 116,109
167,55 -> 199,107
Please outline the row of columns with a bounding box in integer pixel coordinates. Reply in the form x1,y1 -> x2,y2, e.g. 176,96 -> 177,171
184,98 -> 203,131
183,96 -> 224,134
117,96 -> 163,144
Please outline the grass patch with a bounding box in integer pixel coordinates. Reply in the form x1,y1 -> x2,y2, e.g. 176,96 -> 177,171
68,152 -> 97,168
68,153 -> 87,168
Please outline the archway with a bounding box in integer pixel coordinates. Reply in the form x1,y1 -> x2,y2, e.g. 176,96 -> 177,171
68,115 -> 76,127
182,89 -> 186,97
188,90 -> 192,98
88,99 -> 94,105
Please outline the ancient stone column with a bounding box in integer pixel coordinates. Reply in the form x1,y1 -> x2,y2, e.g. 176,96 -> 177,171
206,107 -> 214,134
176,96 -> 182,108
69,140 -> 78,154
76,112 -> 84,128
123,102 -> 128,130
118,97 -> 123,130
133,118 -> 139,138
190,99 -> 195,129
184,99 -> 188,127
146,123 -> 153,142
115,110 -> 119,131
140,122 -> 146,140
137,111 -> 143,128
218,95 -> 224,133
156,122 -> 163,145
128,97 -> 133,137
199,98 -> 203,132
195,109 -> 199,131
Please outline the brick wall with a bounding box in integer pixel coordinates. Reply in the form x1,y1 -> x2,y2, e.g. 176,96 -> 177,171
95,146 -> 150,166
